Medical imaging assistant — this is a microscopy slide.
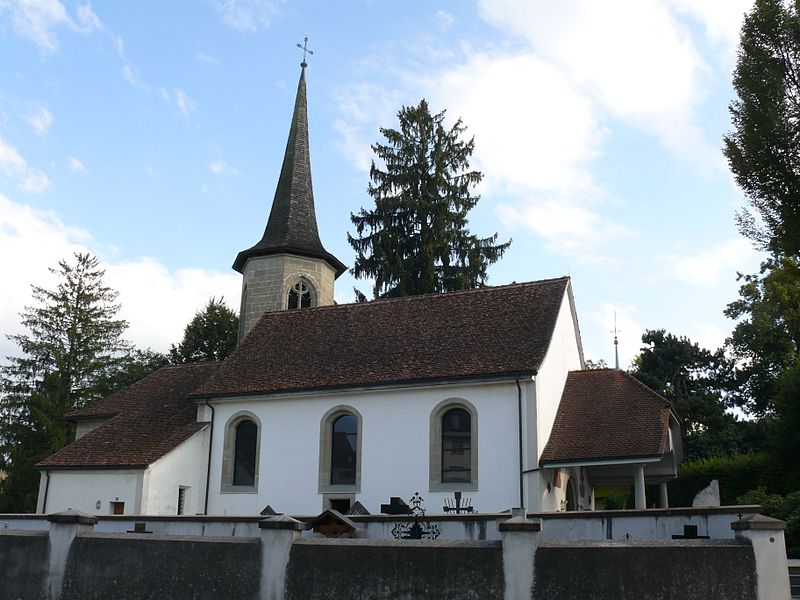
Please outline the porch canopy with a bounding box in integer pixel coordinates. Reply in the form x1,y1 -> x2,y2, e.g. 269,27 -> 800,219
540,369 -> 682,509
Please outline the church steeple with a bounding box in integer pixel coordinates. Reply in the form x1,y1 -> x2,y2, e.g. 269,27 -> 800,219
233,64 -> 345,276
235,58 -> 345,340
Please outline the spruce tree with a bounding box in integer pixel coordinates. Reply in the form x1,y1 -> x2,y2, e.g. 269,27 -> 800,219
348,99 -> 510,298
0,252 -> 129,510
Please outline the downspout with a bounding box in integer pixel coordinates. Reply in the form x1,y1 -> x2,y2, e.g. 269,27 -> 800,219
515,378 -> 525,509
41,470 -> 50,514
203,400 -> 215,515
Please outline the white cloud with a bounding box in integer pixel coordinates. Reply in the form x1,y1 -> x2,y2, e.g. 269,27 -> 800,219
19,171 -> 52,193
104,259 -> 240,353
0,135 -> 51,194
0,0 -> 103,52
122,64 -> 149,91
174,88 -> 197,119
0,194 -> 240,360
667,0 -> 753,56
476,0 -> 722,167
436,10 -> 454,31
68,157 -> 88,173
75,2 -> 101,32
195,51 -> 220,66
662,237 -> 759,288
209,159 -> 238,176
214,0 -> 277,32
28,105 -> 54,137
0,0 -> 72,52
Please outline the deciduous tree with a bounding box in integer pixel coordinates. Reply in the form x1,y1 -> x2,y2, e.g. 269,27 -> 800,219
169,297 -> 238,363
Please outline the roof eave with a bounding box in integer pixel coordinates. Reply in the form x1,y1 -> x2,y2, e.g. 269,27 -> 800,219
232,245 -> 346,277
189,370 -> 538,402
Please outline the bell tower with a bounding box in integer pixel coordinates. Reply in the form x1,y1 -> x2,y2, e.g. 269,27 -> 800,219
233,56 -> 345,340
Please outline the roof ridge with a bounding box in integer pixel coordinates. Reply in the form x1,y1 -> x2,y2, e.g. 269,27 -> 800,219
570,368 -> 671,408
275,276 -> 572,316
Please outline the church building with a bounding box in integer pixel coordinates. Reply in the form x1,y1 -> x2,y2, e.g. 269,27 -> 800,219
35,63 -> 681,517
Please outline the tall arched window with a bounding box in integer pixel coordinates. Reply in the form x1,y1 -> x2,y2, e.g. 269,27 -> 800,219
287,280 -> 314,309
221,412 -> 261,493
330,414 -> 357,485
233,419 -> 257,486
429,399 -> 478,491
318,406 -> 362,499
441,408 -> 471,483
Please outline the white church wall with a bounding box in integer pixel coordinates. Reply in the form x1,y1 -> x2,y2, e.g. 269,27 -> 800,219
142,428 -> 209,516
206,380 -> 521,516
39,469 -> 143,515
533,288 -> 584,512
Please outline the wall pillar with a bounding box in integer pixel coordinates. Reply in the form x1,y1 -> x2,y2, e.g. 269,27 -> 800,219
658,482 -> 669,509
499,510 -> 541,600
732,514 -> 791,600
46,510 -> 97,600
259,515 -> 305,600
633,465 -> 646,509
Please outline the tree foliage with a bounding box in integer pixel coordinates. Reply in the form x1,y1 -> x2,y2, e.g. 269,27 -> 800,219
169,297 -> 238,364
725,257 -> 800,415
724,0 -> 800,256
348,99 -> 511,298
631,329 -> 762,461
0,253 -> 130,511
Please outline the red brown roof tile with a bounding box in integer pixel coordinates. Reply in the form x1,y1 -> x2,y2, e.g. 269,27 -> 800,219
539,369 -> 671,465
190,278 -> 571,398
38,363 -> 219,469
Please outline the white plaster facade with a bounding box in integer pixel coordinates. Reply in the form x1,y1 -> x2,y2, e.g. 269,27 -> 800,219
38,427 -> 209,516
198,284 -> 585,516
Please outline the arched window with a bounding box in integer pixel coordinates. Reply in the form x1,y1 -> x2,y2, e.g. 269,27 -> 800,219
287,280 -> 314,309
441,408 -> 471,483
330,414 -> 357,485
233,420 -> 257,486
318,406 -> 362,499
429,399 -> 478,491
221,413 -> 261,493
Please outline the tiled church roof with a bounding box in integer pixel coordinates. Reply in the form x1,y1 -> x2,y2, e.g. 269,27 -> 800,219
232,65 -> 345,276
539,369 -> 672,465
191,277 -> 572,399
38,363 -> 219,469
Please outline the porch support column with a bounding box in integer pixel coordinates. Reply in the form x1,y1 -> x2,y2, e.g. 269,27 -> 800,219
633,465 -> 646,509
658,482 -> 669,508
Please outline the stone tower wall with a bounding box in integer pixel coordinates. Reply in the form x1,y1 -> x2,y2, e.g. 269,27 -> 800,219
239,254 -> 336,340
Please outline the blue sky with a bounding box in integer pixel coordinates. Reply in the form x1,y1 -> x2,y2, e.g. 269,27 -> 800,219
0,0 -> 763,366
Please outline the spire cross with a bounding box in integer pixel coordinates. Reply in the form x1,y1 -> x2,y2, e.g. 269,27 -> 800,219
297,36 -> 314,67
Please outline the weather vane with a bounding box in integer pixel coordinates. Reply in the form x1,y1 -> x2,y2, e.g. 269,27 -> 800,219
297,36 -> 314,67
612,311 -> 620,370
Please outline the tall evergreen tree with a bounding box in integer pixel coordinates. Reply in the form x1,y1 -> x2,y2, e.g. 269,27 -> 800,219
169,297 -> 238,363
0,253 -> 129,510
348,99 -> 510,298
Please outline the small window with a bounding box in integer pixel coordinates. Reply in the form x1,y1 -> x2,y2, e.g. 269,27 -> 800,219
110,501 -> 125,515
233,420 -> 258,486
329,498 -> 351,513
287,280 -> 313,309
177,487 -> 187,515
442,408 -> 471,482
331,415 -> 357,485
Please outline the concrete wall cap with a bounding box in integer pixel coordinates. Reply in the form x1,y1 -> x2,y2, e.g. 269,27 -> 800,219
499,516 -> 542,533
47,509 -> 98,525
730,513 -> 787,531
259,515 -> 306,531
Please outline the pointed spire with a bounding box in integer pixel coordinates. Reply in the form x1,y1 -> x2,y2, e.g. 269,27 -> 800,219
233,65 -> 345,276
